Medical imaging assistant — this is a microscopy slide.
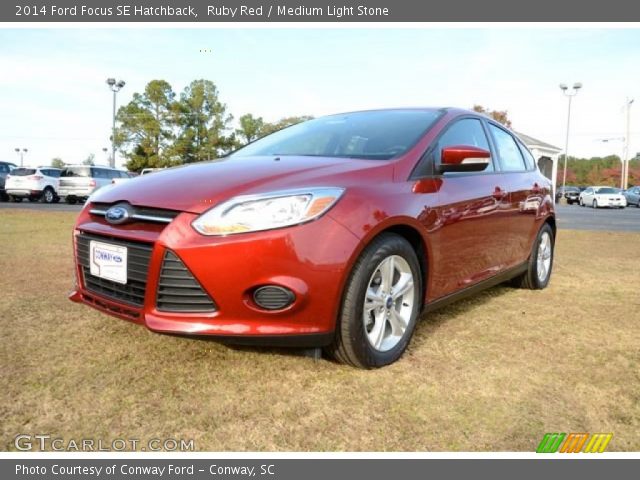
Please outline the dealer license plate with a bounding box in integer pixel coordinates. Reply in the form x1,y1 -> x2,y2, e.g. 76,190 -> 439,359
89,241 -> 128,284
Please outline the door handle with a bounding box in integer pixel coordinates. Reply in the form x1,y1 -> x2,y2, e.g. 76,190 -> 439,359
492,187 -> 507,200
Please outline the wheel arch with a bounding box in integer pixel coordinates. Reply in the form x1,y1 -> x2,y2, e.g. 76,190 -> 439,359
544,214 -> 556,240
339,219 -> 431,314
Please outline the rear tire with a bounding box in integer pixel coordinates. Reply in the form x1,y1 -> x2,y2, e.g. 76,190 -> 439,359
511,223 -> 554,290
326,233 -> 422,369
41,187 -> 55,204
66,197 -> 77,205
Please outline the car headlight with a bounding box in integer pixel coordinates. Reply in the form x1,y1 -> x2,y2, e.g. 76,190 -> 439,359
192,187 -> 345,236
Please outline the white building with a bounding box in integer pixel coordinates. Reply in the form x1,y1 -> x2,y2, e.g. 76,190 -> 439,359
516,132 -> 563,196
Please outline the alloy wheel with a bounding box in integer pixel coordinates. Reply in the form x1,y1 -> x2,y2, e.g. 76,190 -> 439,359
363,255 -> 416,352
536,231 -> 552,283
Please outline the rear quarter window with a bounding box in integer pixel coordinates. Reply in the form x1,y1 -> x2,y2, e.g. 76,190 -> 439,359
10,168 -> 36,176
61,167 -> 91,177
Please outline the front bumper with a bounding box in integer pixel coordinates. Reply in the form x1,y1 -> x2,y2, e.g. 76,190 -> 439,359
69,206 -> 360,345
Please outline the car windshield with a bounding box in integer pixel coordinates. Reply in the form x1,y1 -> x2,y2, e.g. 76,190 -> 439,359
61,166 -> 91,177
232,110 -> 443,160
565,187 -> 579,192
10,168 -> 36,176
596,187 -> 617,194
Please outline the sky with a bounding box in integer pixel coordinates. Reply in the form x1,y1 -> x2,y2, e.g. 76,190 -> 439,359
1,27 -> 639,169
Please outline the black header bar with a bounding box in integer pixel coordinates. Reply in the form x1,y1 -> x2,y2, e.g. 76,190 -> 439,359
4,0 -> 640,22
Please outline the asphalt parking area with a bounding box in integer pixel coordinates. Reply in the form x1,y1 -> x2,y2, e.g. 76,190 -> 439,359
555,203 -> 640,232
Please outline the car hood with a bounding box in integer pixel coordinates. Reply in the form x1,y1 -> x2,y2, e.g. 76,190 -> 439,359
89,155 -> 388,214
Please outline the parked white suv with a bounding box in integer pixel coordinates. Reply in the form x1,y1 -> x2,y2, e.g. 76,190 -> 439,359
5,166 -> 61,203
58,165 -> 130,204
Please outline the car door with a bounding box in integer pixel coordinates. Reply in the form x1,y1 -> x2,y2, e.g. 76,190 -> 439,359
582,188 -> 594,205
486,123 -> 542,267
416,117 -> 513,299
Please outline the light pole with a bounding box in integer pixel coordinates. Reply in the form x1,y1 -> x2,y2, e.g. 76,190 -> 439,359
106,78 -> 125,169
14,147 -> 28,166
559,82 -> 582,192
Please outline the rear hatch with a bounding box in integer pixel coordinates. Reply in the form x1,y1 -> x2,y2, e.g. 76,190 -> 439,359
59,166 -> 94,193
5,168 -> 39,190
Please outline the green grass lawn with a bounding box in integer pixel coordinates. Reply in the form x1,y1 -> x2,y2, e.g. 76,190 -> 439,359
1,210 -> 639,451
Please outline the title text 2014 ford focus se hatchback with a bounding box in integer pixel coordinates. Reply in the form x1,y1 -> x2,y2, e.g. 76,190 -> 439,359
70,108 -> 556,368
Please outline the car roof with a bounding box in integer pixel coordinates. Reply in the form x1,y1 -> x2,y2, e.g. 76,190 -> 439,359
63,164 -> 122,170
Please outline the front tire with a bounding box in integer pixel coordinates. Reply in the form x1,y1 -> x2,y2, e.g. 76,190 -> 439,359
592,199 -> 598,208
579,198 -> 585,207
326,233 -> 422,368
511,223 -> 554,290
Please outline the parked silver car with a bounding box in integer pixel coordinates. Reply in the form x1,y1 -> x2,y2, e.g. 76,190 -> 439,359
623,186 -> 640,207
58,165 -> 130,204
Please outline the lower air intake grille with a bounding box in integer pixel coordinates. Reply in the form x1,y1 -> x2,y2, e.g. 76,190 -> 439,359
156,251 -> 217,313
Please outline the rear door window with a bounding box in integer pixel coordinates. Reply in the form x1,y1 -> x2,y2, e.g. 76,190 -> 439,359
517,141 -> 537,170
489,124 -> 526,172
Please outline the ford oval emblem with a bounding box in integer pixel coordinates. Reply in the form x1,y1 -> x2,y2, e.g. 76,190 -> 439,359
105,205 -> 131,225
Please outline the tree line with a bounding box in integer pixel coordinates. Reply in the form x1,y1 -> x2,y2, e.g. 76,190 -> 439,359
112,79 -> 311,172
562,155 -> 639,187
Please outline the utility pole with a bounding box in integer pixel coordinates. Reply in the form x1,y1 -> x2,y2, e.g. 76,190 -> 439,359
622,98 -> 633,190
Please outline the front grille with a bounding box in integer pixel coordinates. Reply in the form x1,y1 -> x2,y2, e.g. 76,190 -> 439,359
90,202 -> 180,225
77,232 -> 152,307
156,251 -> 216,313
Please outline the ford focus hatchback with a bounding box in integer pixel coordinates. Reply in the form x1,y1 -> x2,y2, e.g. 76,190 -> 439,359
70,108 -> 556,368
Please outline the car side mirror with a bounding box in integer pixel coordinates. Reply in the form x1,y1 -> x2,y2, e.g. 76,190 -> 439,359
439,145 -> 491,173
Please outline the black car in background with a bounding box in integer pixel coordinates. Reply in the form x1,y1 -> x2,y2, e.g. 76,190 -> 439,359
556,186 -> 581,204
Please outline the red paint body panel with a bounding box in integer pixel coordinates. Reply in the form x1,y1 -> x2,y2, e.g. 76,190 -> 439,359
70,108 -> 555,344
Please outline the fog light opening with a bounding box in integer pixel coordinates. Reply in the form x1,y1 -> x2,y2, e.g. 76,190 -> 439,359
253,286 -> 296,311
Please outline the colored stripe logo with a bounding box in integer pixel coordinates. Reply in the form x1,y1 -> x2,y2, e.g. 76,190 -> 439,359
537,433 -> 613,453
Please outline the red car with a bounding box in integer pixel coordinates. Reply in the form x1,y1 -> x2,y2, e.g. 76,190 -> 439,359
70,108 -> 555,368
